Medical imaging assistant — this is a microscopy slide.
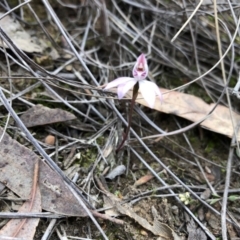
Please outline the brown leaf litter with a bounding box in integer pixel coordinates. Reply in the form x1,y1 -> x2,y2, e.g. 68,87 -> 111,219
0,161 -> 41,240
20,104 -> 76,127
96,177 -> 181,240
0,127 -> 86,217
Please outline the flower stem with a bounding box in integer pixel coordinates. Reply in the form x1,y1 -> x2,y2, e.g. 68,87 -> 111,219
116,82 -> 139,153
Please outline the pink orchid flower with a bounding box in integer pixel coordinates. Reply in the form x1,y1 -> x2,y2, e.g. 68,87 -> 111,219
104,54 -> 162,108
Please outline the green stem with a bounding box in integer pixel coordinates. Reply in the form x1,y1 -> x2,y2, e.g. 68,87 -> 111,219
116,82 -> 139,153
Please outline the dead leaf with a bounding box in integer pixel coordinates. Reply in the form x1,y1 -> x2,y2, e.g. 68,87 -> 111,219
205,211 -> 221,234
96,177 -> 180,239
103,195 -> 120,217
20,104 -> 76,127
0,186 -> 41,240
134,174 -> 154,186
105,165 -> 126,180
0,13 -> 59,58
0,162 -> 41,240
116,200 -> 180,239
0,127 -> 87,216
187,218 -> 207,240
122,87 -> 240,141
0,12 -> 42,52
227,221 -> 238,239
200,189 -> 211,200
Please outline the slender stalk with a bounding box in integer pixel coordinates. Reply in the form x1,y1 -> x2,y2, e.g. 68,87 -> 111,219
116,83 -> 139,153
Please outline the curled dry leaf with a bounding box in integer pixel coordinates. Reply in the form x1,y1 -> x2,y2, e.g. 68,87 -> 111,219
134,174 -> 154,187
105,165 -> 126,180
121,87 -> 240,141
20,104 -> 76,127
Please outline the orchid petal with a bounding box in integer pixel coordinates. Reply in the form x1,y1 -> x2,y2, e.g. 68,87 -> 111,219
117,78 -> 137,99
139,80 -> 161,108
104,77 -> 134,90
132,54 -> 148,81
144,80 -> 163,103
154,84 -> 163,103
